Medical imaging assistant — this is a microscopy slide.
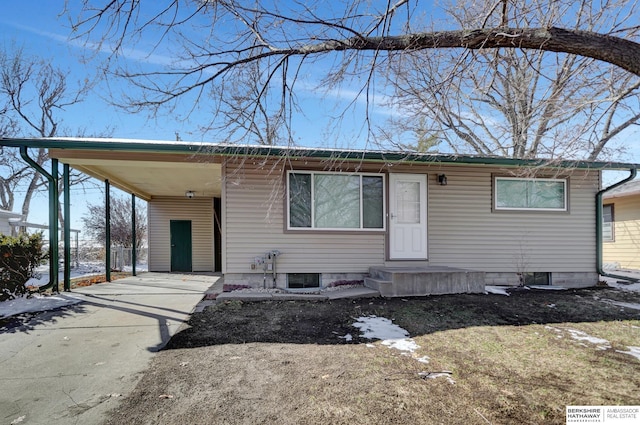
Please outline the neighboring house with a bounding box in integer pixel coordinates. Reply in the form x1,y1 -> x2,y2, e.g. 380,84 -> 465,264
0,209 -> 23,235
602,179 -> 640,270
2,138 -> 638,295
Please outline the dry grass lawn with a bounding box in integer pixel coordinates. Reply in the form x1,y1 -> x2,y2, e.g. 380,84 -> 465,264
104,286 -> 640,425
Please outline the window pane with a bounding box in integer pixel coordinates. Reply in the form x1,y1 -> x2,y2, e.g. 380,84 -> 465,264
396,181 -> 421,223
496,178 -> 565,210
314,175 -> 360,228
289,173 -> 311,227
288,273 -> 320,289
363,176 -> 384,228
496,179 -> 528,208
529,181 -> 565,209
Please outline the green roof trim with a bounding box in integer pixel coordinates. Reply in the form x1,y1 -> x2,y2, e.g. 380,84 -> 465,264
1,137 -> 638,170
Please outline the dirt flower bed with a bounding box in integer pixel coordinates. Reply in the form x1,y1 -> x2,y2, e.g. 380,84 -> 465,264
104,287 -> 640,425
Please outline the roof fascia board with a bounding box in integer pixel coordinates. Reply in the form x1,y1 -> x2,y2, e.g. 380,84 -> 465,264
1,137 -> 638,171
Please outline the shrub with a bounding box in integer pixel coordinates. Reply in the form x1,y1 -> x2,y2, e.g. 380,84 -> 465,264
0,232 -> 46,301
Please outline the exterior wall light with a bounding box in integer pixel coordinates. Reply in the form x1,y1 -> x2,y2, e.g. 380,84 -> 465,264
437,174 -> 448,186
185,190 -> 195,199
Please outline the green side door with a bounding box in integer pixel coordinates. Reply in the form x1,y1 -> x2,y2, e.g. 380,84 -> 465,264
170,220 -> 192,272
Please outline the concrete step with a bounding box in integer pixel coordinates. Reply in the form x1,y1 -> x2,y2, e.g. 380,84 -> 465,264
368,266 -> 486,297
364,277 -> 393,297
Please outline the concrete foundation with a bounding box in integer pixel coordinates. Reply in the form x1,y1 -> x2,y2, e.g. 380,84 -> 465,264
365,266 -> 486,297
484,272 -> 599,288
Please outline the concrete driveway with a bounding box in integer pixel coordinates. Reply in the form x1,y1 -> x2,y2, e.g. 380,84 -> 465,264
0,272 -> 218,425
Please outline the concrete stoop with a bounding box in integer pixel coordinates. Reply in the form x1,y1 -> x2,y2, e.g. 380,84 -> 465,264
365,266 -> 486,297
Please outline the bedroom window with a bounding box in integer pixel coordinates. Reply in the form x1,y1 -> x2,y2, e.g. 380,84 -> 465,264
603,204 -> 614,242
287,171 -> 385,230
495,177 -> 567,211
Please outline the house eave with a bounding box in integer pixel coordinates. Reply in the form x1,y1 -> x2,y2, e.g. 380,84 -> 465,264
1,137 -> 638,171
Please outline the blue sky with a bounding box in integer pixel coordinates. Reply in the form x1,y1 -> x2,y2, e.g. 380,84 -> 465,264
1,1 -> 640,229
0,2 -> 386,229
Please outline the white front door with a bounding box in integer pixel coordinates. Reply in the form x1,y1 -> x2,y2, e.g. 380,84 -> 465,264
389,173 -> 427,260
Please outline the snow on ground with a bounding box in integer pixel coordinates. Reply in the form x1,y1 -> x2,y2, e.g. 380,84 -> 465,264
525,285 -> 567,291
25,262 -> 148,287
485,286 -> 510,296
546,325 -> 640,362
351,315 -> 453,383
602,299 -> 640,311
606,280 -> 640,293
0,293 -> 85,319
600,270 -> 640,293
1,262 -> 148,319
616,346 -> 640,361
565,329 -> 611,350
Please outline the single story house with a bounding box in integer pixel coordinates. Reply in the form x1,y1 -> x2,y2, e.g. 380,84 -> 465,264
1,137 -> 637,295
603,179 -> 640,270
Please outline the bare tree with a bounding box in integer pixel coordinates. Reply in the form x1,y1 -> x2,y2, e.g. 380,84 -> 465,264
68,1 -> 640,155
382,0 -> 640,160
81,195 -> 147,250
0,45 -> 101,220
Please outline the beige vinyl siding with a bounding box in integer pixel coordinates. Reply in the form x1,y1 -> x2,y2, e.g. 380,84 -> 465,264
426,167 -> 598,273
603,196 -> 640,269
223,159 -> 385,274
223,157 -> 600,275
148,197 -> 214,272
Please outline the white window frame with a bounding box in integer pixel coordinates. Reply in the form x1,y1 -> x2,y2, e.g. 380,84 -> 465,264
286,170 -> 386,231
494,177 -> 568,212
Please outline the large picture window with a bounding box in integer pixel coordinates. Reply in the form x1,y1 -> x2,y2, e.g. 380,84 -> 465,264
288,171 -> 385,230
495,177 -> 567,211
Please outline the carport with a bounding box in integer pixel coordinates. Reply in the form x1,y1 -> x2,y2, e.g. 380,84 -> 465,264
2,137 -> 226,291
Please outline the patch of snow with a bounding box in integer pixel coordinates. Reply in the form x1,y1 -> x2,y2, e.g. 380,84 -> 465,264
416,356 -> 430,364
616,346 -> 640,361
0,293 -> 85,319
339,333 -> 353,342
24,262 -> 148,287
600,272 -> 640,293
352,315 -> 450,379
353,315 -> 424,354
525,285 -> 567,291
566,329 -> 611,350
353,316 -> 410,343
485,286 -> 510,296
602,299 -> 640,311
382,338 -> 420,352
418,371 -> 455,384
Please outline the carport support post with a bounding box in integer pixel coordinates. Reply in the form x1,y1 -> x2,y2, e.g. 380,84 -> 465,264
63,164 -> 71,291
131,193 -> 136,276
51,159 -> 60,292
105,179 -> 111,282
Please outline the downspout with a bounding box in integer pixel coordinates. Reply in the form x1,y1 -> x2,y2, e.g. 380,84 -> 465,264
63,164 -> 71,291
131,193 -> 137,277
596,167 -> 639,282
19,147 -> 59,292
105,179 -> 111,282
